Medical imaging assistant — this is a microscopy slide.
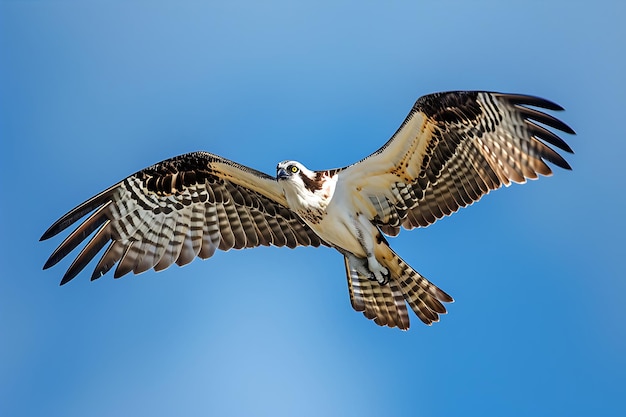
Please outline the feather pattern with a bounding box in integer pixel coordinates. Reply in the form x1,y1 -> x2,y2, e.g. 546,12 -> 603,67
41,152 -> 327,284
339,91 -> 575,233
344,255 -> 410,329
344,246 -> 453,329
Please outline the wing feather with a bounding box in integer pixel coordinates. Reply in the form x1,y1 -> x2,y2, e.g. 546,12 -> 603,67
61,220 -> 112,284
42,151 -> 327,284
93,241 -> 125,280
338,91 -> 575,233
199,206 -> 220,259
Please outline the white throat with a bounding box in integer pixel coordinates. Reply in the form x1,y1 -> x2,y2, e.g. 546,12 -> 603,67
281,173 -> 337,213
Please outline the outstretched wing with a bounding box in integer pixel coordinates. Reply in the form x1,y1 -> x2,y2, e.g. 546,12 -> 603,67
41,151 -> 326,284
339,91 -> 575,235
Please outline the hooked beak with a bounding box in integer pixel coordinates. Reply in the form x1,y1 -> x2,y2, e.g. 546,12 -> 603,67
277,168 -> 289,180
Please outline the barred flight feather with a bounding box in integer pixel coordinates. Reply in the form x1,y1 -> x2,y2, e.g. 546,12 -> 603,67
42,152 -> 328,285
339,92 -> 574,235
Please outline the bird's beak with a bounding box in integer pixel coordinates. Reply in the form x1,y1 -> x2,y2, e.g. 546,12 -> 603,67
277,168 -> 289,180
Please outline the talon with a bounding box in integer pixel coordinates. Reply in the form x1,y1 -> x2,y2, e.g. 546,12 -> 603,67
374,267 -> 389,285
350,253 -> 390,284
369,261 -> 389,285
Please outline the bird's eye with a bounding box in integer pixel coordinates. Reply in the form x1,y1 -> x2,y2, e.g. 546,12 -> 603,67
290,165 -> 299,173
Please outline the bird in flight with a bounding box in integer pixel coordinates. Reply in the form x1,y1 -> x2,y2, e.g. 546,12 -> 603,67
41,91 -> 574,330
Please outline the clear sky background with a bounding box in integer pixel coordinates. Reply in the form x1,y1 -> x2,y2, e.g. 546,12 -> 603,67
1,1 -> 625,416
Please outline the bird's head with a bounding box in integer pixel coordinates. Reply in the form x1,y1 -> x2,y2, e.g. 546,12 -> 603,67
277,160 -> 305,180
276,160 -> 329,208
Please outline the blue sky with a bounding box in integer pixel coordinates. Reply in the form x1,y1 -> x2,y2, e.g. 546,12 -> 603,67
1,1 -> 625,416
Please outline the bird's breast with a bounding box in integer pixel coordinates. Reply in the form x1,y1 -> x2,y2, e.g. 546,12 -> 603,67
298,197 -> 366,257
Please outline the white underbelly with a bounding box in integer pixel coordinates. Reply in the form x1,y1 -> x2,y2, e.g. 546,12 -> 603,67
298,202 -> 366,257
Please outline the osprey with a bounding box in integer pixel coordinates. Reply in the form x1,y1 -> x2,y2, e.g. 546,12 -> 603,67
41,91 -> 575,329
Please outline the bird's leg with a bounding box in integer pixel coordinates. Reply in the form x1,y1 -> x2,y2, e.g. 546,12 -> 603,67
353,213 -> 389,284
367,256 -> 389,285
346,253 -> 373,278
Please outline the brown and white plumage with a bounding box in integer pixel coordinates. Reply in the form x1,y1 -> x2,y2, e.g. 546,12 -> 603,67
41,154 -> 327,284
41,91 -> 575,330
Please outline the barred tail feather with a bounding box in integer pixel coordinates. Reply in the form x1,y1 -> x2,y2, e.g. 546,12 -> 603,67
384,248 -> 453,325
344,248 -> 453,329
344,256 -> 410,329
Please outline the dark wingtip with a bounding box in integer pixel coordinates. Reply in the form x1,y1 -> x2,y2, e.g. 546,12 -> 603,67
42,256 -> 57,271
495,93 -> 564,111
91,270 -> 104,281
40,185 -> 119,241
40,216 -> 78,242
553,119 -> 576,135
562,124 -> 576,135
554,161 -> 572,171
558,158 -> 573,170
494,92 -> 577,134
40,227 -> 57,242
59,274 -> 73,286
514,102 -> 576,137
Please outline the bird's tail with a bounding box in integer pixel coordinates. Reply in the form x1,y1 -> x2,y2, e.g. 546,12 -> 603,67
344,246 -> 453,330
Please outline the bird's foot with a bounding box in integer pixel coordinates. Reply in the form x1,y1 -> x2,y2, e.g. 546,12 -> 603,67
368,257 -> 389,285
350,254 -> 389,285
